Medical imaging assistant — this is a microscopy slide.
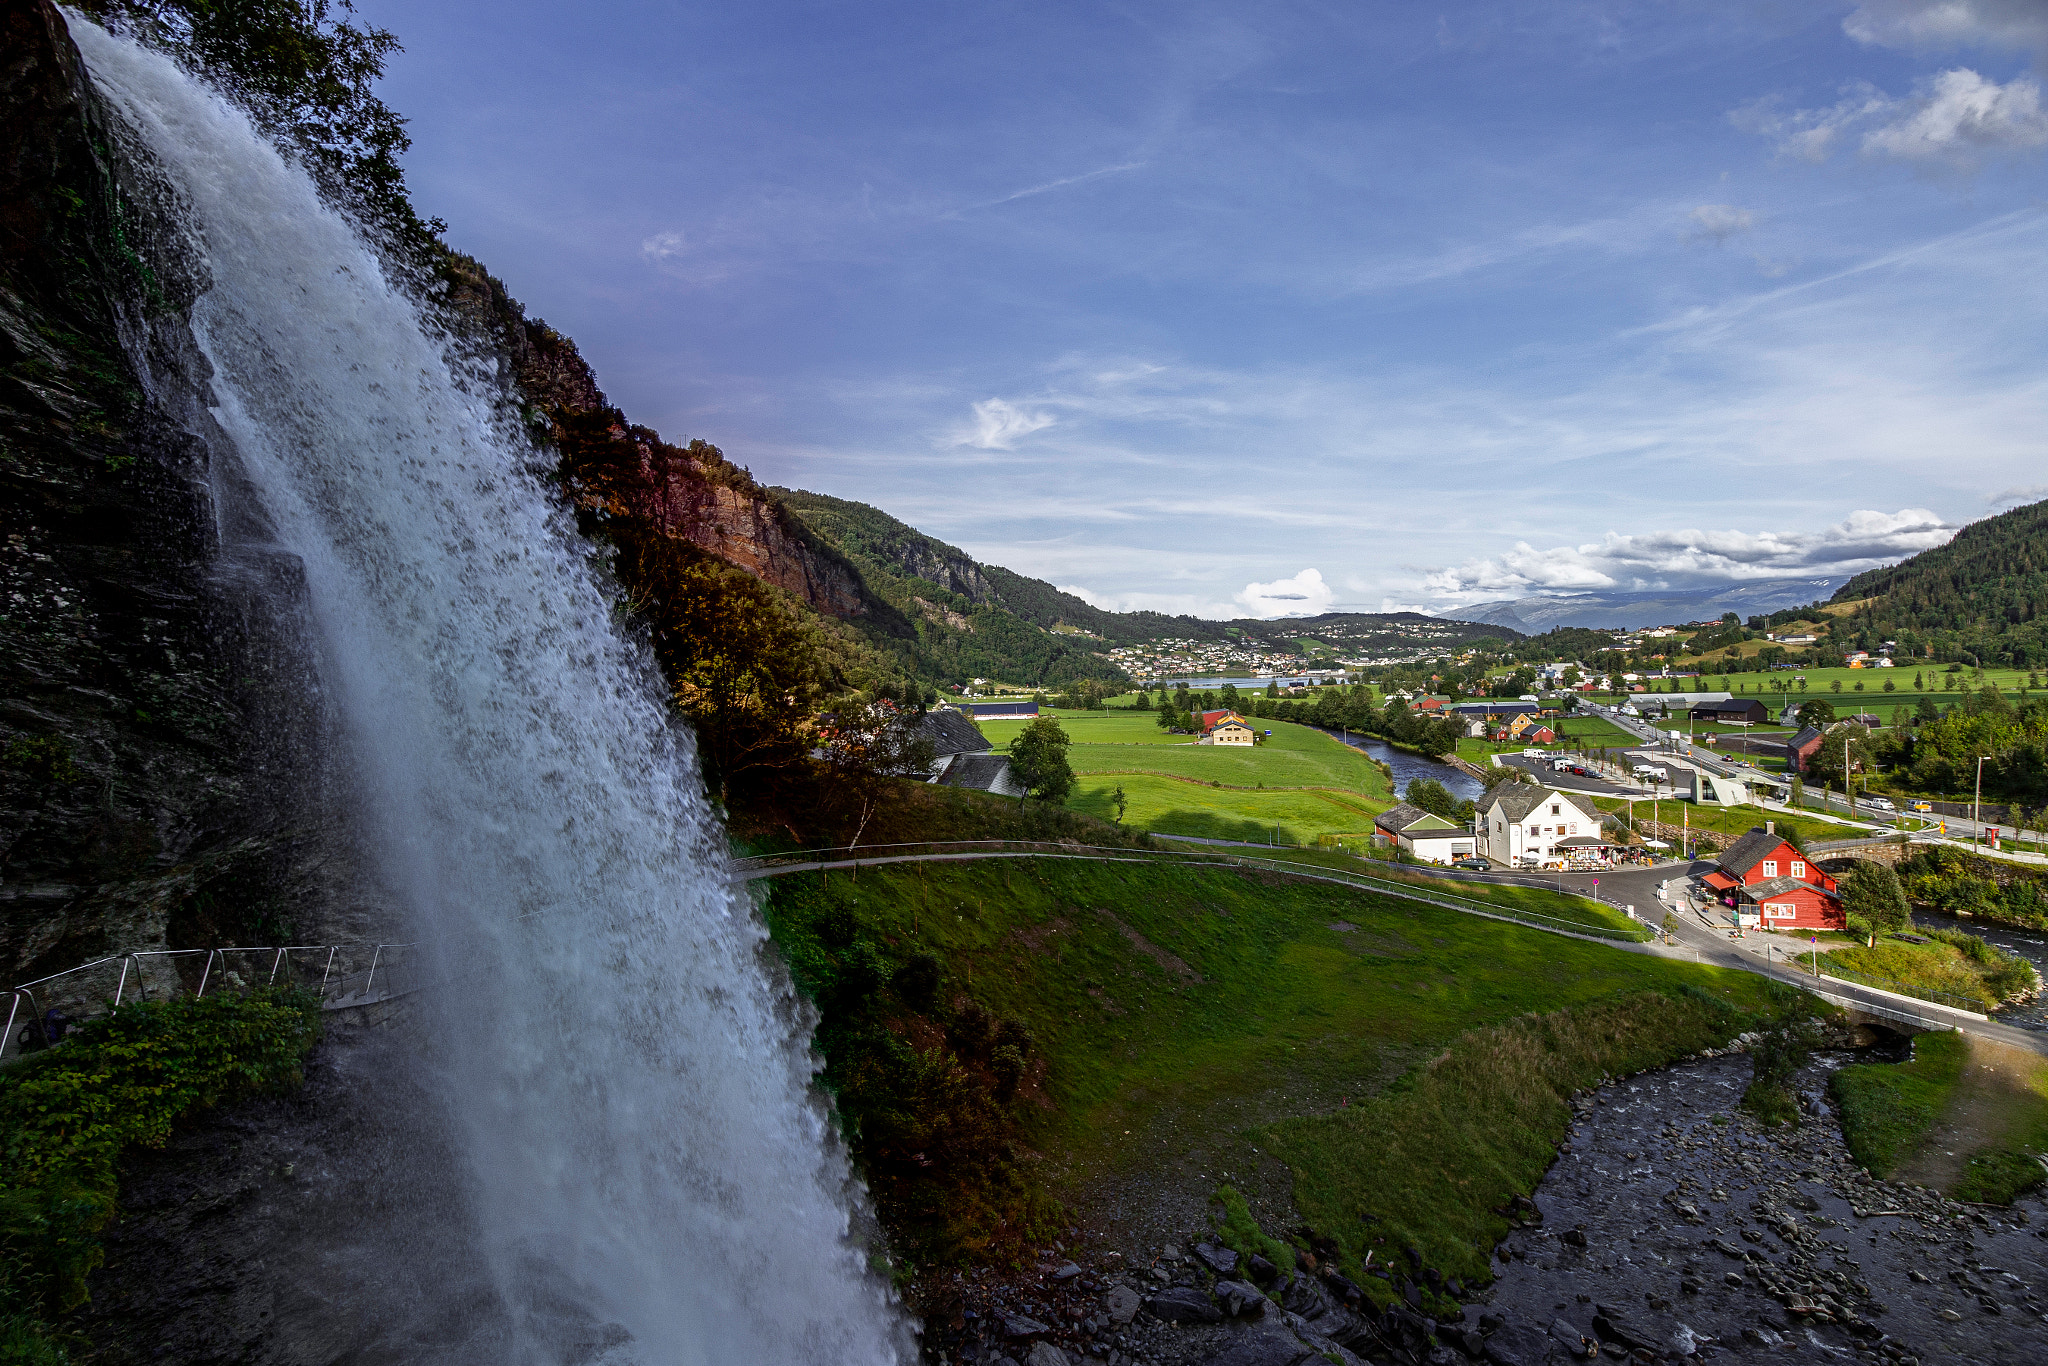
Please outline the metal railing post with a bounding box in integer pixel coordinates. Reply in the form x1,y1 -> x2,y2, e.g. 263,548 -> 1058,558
2,991 -> 19,1060
197,950 -> 215,998
270,948 -> 285,984
364,944 -> 384,998
114,955 -> 132,1006
320,946 -> 338,996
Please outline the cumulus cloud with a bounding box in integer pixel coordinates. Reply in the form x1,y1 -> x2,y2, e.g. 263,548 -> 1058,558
1688,204 -> 1756,243
641,229 -> 688,260
1845,1 -> 2048,57
1862,68 -> 2048,164
1235,568 -> 1336,619
1421,509 -> 1955,599
1733,70 -> 2048,171
956,398 -> 1056,450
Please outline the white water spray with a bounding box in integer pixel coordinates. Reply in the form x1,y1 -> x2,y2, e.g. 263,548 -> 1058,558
73,19 -> 908,1364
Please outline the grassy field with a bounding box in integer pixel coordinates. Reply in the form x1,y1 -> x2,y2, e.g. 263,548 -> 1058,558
1067,773 -> 1384,846
976,711 -> 1396,842
764,854 -> 1807,1289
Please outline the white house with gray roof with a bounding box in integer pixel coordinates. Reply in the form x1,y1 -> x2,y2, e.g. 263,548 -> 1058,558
1473,783 -> 1604,866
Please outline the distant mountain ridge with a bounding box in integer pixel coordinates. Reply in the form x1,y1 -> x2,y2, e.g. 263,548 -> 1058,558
1452,577 -> 1849,632
772,489 -> 1519,682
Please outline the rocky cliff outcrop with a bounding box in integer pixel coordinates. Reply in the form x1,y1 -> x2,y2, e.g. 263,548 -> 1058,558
439,258 -> 876,622
0,0 -> 350,989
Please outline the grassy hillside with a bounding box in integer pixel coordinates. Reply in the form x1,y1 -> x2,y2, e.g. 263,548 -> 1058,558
758,852 -> 1808,1291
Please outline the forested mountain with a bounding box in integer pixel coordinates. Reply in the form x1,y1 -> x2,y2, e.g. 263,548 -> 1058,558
771,489 -> 1129,687
1829,498 -> 2048,668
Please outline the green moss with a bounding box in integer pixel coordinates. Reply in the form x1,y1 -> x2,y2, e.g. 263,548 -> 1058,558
0,990 -> 321,1358
1211,1185 -> 1293,1280
1830,1031 -> 1969,1177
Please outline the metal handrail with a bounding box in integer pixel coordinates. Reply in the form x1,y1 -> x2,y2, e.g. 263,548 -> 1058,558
732,840 -> 1656,943
1,938 -> 422,1062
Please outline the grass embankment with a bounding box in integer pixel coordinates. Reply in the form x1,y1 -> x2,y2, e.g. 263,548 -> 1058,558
1823,930 -> 2038,1011
0,991 -> 322,1360
1261,982 -> 1812,1302
1831,1031 -> 1968,1178
762,852 -> 1800,1281
1834,1031 -> 2048,1204
977,711 -> 1395,845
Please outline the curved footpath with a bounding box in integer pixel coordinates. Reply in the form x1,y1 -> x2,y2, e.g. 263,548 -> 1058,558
731,842 -> 2048,1058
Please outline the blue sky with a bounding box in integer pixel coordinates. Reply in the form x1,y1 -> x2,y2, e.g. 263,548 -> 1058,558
358,0 -> 2048,619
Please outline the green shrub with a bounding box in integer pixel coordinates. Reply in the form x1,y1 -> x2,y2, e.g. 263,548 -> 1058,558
0,989 -> 320,1357
1742,1024 -> 1821,1128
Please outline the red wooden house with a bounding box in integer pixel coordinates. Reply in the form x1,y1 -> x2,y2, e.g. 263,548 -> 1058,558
1701,826 -> 1843,931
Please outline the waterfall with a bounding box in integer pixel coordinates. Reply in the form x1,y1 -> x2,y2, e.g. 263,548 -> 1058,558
71,19 -> 909,1364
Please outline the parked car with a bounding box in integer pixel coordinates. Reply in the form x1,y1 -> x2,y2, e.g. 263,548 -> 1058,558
1451,856 -> 1489,871
1909,800 -> 1933,813
1862,796 -> 1897,813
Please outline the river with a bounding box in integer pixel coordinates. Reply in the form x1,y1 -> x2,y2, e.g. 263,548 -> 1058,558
1913,909 -> 2048,1032
1320,729 -> 1485,803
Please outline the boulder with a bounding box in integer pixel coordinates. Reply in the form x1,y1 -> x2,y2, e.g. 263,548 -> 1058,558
1201,1327 -> 1314,1366
1215,1280 -> 1268,1317
1196,1242 -> 1241,1275
1148,1287 -> 1225,1324
1023,1344 -> 1071,1366
1103,1284 -> 1143,1325
1481,1321 -> 1552,1366
1591,1308 -> 1658,1353
1548,1317 -> 1595,1359
1247,1253 -> 1280,1284
1001,1314 -> 1051,1339
1053,1261 -> 1082,1281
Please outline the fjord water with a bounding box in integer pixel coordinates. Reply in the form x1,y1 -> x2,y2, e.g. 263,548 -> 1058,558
74,21 -> 907,1364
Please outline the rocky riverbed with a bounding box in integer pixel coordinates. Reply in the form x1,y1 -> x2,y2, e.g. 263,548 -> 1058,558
921,1045 -> 2048,1366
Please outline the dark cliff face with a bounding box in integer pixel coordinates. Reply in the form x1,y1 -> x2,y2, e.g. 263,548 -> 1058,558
439,257 -> 877,623
1,0 -> 347,987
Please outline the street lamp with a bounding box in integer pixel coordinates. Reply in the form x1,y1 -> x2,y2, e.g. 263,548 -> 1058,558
1974,755 -> 1992,839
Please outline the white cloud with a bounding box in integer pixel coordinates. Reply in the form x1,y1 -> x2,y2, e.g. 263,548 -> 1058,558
641,229 -> 688,260
1733,70 -> 2048,172
1420,509 -> 1955,600
1861,69 -> 2048,166
1689,204 -> 1756,243
1988,482 -> 2048,506
1845,1 -> 2048,56
955,398 -> 1057,450
1235,568 -> 1336,619
1730,86 -> 1896,162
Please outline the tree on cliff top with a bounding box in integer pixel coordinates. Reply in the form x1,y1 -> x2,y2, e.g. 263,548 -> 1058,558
83,0 -> 442,253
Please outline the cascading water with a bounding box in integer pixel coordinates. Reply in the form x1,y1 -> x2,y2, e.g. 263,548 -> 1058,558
72,18 -> 910,1364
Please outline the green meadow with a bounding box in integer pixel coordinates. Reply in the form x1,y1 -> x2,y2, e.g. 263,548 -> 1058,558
975,709 -> 1396,842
